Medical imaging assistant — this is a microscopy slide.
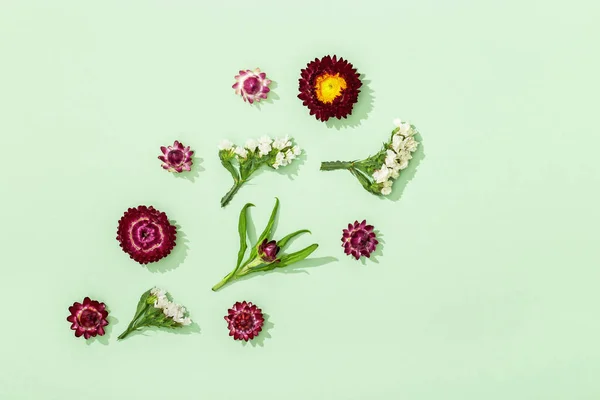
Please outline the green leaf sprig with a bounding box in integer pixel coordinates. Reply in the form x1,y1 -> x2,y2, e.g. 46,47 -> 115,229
212,198 -> 318,291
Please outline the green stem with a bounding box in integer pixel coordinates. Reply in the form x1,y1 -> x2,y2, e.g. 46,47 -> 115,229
117,320 -> 144,340
212,270 -> 236,291
320,161 -> 355,171
220,180 -> 244,208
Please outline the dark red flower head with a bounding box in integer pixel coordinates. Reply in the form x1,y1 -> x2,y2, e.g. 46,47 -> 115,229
224,301 -> 264,341
116,205 -> 177,264
258,238 -> 280,263
298,55 -> 362,122
342,220 -> 378,260
66,297 -> 109,339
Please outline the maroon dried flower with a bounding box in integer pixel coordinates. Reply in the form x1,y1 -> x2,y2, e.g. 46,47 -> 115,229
298,55 -> 362,122
342,220 -> 378,260
158,140 -> 194,173
66,297 -> 109,339
116,205 -> 177,264
224,301 -> 264,341
258,239 -> 280,263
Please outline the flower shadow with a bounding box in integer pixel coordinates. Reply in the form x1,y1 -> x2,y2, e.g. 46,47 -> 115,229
360,230 -> 384,265
234,256 -> 339,285
325,76 -> 374,130
85,314 -> 119,346
146,222 -> 189,273
386,130 -> 425,202
117,322 -> 201,341
242,313 -> 274,348
252,80 -> 280,110
173,155 -> 204,183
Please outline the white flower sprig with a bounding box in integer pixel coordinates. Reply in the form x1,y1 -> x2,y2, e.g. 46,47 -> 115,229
218,135 -> 302,207
320,118 -> 420,196
117,287 -> 192,340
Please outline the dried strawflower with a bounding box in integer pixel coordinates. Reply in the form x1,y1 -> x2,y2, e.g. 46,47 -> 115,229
116,205 -> 177,264
158,140 -> 194,173
342,220 -> 378,260
224,301 -> 264,341
233,68 -> 272,104
298,55 -> 362,121
66,297 -> 109,339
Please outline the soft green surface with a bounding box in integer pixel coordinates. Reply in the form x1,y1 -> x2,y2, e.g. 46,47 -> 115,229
1,1 -> 599,399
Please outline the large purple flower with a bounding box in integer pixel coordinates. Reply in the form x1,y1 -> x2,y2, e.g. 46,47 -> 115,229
116,205 -> 177,264
341,220 -> 378,260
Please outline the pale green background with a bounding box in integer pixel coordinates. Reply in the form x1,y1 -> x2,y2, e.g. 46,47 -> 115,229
1,0 -> 599,399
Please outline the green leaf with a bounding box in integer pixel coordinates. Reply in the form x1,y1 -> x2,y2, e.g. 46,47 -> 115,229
220,158 -> 239,182
235,203 -> 254,270
276,243 -> 319,268
277,229 -> 311,250
350,168 -> 373,192
257,197 -> 279,246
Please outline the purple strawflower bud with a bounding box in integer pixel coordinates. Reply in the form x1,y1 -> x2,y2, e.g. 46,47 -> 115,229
258,239 -> 280,263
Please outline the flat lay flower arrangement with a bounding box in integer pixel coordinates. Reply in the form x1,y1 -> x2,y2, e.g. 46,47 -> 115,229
66,54 -> 422,343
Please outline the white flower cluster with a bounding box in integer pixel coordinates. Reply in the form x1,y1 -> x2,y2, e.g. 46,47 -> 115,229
218,136 -> 301,169
150,287 -> 192,326
372,118 -> 419,195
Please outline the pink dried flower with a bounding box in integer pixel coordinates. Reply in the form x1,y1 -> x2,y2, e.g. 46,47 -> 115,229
66,297 -> 109,339
341,220 -> 378,260
232,68 -> 271,104
224,301 -> 264,341
158,140 -> 194,173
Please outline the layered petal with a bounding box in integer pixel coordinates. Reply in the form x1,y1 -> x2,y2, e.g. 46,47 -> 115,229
341,220 -> 379,260
116,205 -> 177,264
298,55 -> 362,122
224,301 -> 264,341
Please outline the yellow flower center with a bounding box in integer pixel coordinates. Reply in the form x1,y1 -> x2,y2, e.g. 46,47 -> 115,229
314,73 -> 347,104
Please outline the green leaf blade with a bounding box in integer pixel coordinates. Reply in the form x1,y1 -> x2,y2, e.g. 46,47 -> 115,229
257,197 -> 279,245
236,203 -> 254,270
276,243 -> 319,268
277,229 -> 311,250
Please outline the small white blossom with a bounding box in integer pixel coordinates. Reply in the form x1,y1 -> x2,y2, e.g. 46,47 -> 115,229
272,151 -> 286,169
372,164 -> 390,183
403,136 -> 418,152
181,317 -> 192,326
245,139 -> 258,152
272,135 -> 292,150
218,139 -> 234,151
257,137 -> 272,156
285,149 -> 296,162
385,149 -> 397,168
392,134 -> 405,152
381,180 -> 393,195
390,166 -> 401,179
393,118 -> 402,127
258,136 -> 272,146
292,145 -> 301,156
399,122 -> 412,136
397,158 -> 409,170
234,146 -> 248,159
